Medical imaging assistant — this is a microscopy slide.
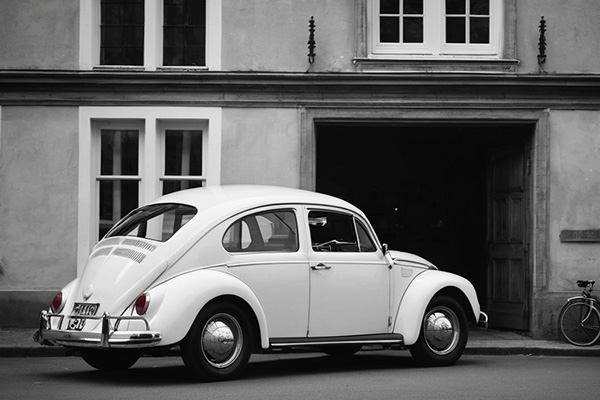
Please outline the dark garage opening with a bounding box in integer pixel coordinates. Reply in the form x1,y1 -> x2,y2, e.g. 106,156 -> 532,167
316,123 -> 534,305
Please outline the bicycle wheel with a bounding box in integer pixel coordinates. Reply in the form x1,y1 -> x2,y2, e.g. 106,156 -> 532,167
559,300 -> 600,346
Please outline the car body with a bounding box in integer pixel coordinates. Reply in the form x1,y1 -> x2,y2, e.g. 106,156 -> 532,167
37,185 -> 487,380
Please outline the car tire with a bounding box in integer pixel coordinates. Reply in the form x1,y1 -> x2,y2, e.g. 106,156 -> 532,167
408,296 -> 468,367
80,349 -> 141,371
181,302 -> 253,381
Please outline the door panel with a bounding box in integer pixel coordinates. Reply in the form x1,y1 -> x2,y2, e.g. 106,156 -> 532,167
487,147 -> 530,330
308,254 -> 390,337
306,209 -> 390,337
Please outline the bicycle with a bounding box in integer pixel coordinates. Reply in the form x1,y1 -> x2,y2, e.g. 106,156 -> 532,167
558,280 -> 600,346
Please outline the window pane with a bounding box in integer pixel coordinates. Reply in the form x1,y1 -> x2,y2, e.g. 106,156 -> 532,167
164,130 -> 203,176
100,130 -> 139,176
163,26 -> 185,47
223,210 -> 299,253
99,180 -> 139,240
356,221 -> 377,252
403,0 -> 423,14
106,203 -> 197,242
403,17 -> 423,43
100,0 -> 144,66
470,0 -> 489,15
163,47 -> 184,66
446,17 -> 466,43
380,0 -> 399,14
164,3 -> 184,24
446,0 -> 466,14
185,26 -> 202,45
309,211 -> 358,252
184,46 -> 204,65
101,26 -> 123,46
470,17 -> 489,43
163,0 -> 206,66
380,16 -> 400,43
162,180 -> 203,195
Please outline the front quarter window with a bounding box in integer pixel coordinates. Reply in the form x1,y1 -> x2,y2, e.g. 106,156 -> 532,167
105,203 -> 197,242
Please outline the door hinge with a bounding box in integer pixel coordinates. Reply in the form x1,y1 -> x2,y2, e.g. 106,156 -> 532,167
388,316 -> 392,327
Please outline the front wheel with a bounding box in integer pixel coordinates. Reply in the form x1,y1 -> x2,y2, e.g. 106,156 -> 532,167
181,302 -> 253,381
409,296 -> 468,366
559,300 -> 600,346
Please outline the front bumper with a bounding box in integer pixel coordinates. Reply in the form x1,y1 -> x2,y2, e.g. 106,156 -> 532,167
36,310 -> 162,349
477,311 -> 489,330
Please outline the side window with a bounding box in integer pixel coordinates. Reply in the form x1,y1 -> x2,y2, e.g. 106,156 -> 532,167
309,211 -> 359,252
356,220 -> 377,252
163,0 -> 206,67
222,210 -> 298,253
100,0 -> 145,66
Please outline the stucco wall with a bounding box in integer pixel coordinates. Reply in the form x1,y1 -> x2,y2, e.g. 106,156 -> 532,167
517,0 -> 600,74
548,110 -> 600,292
0,107 -> 79,291
0,0 -> 79,70
222,0 -> 355,72
220,108 -> 302,187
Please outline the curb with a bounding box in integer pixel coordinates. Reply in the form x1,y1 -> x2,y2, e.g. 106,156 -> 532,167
464,346 -> 600,357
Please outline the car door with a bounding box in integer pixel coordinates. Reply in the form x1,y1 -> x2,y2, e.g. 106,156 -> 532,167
222,207 -> 310,339
306,208 -> 390,337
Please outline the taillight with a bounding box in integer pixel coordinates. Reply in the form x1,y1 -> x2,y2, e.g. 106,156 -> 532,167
50,292 -> 64,313
135,293 -> 150,315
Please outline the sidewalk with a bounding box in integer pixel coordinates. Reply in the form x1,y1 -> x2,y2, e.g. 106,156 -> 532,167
1,328 -> 599,357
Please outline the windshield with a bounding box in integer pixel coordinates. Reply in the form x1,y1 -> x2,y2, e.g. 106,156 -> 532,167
105,203 -> 197,242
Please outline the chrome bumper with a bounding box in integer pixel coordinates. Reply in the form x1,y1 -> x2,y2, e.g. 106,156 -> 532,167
36,310 -> 161,349
477,311 -> 489,330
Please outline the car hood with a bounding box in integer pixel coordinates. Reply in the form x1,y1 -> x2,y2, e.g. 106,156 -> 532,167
388,250 -> 436,269
69,237 -> 169,330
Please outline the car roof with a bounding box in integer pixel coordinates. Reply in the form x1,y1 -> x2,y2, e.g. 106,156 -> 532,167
149,185 -> 363,219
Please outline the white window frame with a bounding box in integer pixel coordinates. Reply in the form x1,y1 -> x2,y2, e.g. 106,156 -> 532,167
369,0 -> 503,57
78,106 -> 222,273
80,0 -> 222,71
158,119 -> 209,191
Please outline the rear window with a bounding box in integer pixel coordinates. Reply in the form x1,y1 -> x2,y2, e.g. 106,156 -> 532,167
105,203 -> 197,242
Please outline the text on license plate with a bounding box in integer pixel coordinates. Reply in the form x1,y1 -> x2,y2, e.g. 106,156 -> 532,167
68,303 -> 100,331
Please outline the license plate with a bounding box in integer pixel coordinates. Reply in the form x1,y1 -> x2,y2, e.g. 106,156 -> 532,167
68,303 -> 100,331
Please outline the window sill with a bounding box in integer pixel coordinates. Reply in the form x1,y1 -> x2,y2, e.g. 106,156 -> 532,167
353,57 -> 520,73
157,66 -> 209,72
91,66 -> 209,73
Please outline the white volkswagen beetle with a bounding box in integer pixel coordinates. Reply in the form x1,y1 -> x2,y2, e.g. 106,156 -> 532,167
36,185 -> 487,380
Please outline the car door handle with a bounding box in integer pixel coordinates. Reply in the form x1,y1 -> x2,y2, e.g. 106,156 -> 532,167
311,263 -> 331,270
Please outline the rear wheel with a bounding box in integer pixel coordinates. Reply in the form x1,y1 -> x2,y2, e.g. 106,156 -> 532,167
181,302 -> 252,381
80,349 -> 141,371
409,296 -> 468,366
559,300 -> 600,346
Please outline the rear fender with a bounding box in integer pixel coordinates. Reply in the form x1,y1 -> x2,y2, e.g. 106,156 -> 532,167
393,270 -> 481,346
141,268 -> 269,348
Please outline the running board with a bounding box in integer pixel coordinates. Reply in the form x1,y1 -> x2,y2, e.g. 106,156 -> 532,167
270,333 -> 404,348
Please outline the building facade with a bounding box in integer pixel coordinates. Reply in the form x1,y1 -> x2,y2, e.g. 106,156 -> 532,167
1,0 -> 600,339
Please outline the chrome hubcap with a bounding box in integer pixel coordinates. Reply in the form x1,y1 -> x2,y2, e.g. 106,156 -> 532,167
423,306 -> 459,356
201,313 -> 243,369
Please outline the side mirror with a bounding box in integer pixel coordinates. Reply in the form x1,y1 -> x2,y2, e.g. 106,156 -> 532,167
381,243 -> 388,254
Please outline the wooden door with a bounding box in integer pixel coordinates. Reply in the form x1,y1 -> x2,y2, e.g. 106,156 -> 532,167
487,146 -> 530,330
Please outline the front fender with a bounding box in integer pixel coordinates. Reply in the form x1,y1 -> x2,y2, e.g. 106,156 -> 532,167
142,268 -> 269,348
393,270 -> 481,346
